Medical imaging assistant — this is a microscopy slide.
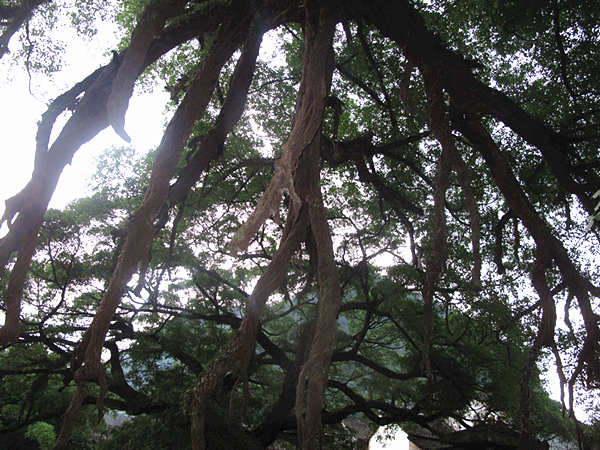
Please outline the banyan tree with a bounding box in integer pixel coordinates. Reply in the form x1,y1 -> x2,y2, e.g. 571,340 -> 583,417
0,0 -> 599,449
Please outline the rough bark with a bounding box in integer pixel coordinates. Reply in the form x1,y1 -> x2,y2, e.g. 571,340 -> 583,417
2,1 -> 598,447
291,6 -> 339,449
53,16 -> 251,450
0,59 -> 120,346
229,3 -> 336,255
454,112 -> 600,438
295,145 -> 342,449
186,5 -> 337,448
185,5 -> 338,449
0,234 -> 37,343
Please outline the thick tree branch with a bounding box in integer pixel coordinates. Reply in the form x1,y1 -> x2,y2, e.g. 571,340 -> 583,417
0,0 -> 49,59
54,16 -> 252,450
454,112 -> 600,404
107,0 -> 187,141
360,0 -> 597,216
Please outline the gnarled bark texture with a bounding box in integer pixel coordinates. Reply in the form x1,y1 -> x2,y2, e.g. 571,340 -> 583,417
0,0 -> 598,448
187,4 -> 338,449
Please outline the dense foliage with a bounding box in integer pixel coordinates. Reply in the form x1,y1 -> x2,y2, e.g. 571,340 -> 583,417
1,0 -> 599,449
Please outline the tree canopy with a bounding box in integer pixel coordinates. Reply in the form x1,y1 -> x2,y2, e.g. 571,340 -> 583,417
1,0 -> 599,449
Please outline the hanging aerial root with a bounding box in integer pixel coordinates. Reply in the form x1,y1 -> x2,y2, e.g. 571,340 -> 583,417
570,350 -> 597,450
420,60 -> 482,289
530,248 -> 557,347
166,17 -> 270,207
229,3 -> 337,256
447,143 -> 481,288
145,13 -> 268,294
453,111 -> 600,448
519,247 -> 554,447
419,64 -> 452,377
187,207 -> 309,450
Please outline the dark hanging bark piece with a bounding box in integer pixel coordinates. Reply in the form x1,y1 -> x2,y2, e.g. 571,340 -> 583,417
494,211 -> 513,275
106,0 -> 187,141
447,144 -> 482,289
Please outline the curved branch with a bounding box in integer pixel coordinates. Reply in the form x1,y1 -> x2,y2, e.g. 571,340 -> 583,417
54,16 -> 252,450
332,351 -> 422,381
356,21 -> 398,130
335,63 -> 386,109
0,0 -> 49,59
107,0 -> 187,141
454,112 -> 600,399
328,380 -> 435,426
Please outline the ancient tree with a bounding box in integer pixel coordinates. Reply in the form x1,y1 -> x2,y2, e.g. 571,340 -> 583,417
1,0 -> 599,449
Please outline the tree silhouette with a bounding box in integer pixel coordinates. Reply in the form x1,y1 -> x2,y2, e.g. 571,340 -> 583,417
1,1 -> 599,449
